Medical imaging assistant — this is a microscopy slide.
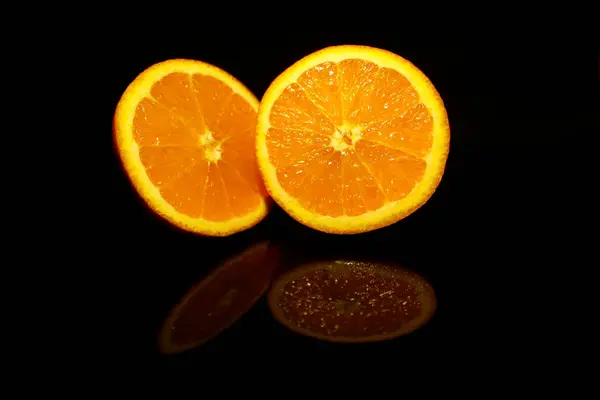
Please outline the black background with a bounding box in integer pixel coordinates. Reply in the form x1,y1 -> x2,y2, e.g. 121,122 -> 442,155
106,32 -> 597,370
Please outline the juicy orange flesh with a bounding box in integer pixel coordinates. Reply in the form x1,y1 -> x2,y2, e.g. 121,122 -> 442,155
132,72 -> 266,221
169,244 -> 275,345
273,261 -> 432,339
267,60 -> 433,217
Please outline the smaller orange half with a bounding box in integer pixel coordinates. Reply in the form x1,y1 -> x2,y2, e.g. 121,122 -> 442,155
114,59 -> 270,236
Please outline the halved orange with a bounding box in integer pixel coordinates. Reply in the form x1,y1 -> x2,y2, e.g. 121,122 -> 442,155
114,59 -> 270,236
256,45 -> 450,234
268,260 -> 436,343
158,241 -> 278,354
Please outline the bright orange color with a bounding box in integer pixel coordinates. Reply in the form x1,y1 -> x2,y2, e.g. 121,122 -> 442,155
268,260 -> 437,343
257,46 -> 450,234
158,242 -> 278,354
114,59 -> 270,236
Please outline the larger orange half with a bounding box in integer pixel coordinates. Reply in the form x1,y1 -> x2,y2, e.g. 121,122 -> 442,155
114,59 -> 270,236
256,46 -> 450,234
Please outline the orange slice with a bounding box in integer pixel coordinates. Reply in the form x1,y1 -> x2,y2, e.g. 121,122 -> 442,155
114,59 -> 270,236
268,260 -> 436,343
256,45 -> 450,234
158,241 -> 278,354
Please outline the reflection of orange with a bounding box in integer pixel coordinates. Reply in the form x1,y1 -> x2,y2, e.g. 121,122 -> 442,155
268,260 -> 436,343
114,59 -> 270,236
256,45 -> 450,234
158,241 -> 277,354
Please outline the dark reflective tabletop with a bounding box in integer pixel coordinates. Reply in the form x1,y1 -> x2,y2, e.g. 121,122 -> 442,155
106,32 -> 596,369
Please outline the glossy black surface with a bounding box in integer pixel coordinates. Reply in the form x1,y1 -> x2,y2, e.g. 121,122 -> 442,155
106,32 -> 597,369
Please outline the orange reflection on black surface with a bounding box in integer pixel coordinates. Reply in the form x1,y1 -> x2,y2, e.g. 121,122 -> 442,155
158,241 -> 278,354
268,260 -> 436,343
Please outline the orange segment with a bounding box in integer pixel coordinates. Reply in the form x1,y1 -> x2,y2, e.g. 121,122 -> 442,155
114,59 -> 270,236
257,45 -> 450,234
269,84 -> 336,134
361,103 -> 434,158
268,260 -> 437,343
133,98 -> 200,147
150,72 -> 204,125
190,74 -> 234,133
355,140 -> 427,202
296,61 -> 344,126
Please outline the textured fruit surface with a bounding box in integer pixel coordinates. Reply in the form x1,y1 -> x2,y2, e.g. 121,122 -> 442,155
257,45 -> 450,234
114,59 -> 269,236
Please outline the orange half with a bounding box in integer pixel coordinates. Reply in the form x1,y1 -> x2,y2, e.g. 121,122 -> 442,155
256,45 -> 450,234
114,59 -> 270,236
